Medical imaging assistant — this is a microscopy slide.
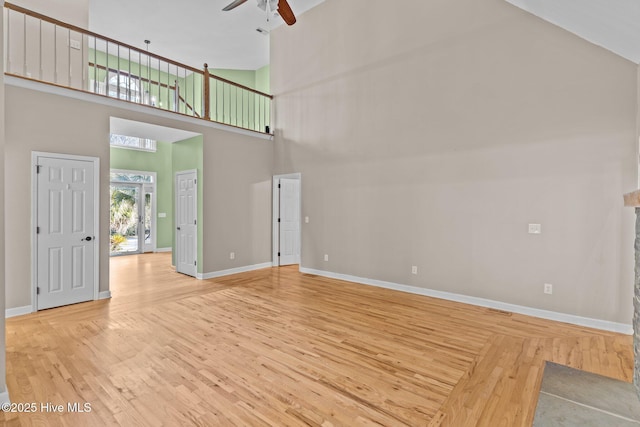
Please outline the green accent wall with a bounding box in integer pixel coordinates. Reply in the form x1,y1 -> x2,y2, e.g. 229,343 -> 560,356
110,135 -> 204,266
89,50 -> 271,113
171,136 -> 204,272
110,141 -> 174,249
207,67 -> 271,131
90,49 -> 271,131
211,66 -> 270,92
255,65 -> 270,93
89,49 -> 183,112
210,68 -> 257,89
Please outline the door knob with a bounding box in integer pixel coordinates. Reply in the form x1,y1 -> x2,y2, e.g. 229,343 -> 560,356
82,236 -> 92,241
177,227 -> 181,230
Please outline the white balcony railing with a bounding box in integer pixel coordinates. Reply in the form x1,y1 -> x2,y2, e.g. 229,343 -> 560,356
3,2 -> 272,134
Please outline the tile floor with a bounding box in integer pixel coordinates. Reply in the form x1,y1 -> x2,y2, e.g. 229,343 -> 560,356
534,362 -> 640,426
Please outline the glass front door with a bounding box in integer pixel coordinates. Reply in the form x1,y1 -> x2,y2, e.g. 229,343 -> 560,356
110,183 -> 142,255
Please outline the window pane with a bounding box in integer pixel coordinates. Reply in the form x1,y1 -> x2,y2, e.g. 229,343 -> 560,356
110,172 -> 153,183
145,192 -> 152,245
110,134 -> 156,152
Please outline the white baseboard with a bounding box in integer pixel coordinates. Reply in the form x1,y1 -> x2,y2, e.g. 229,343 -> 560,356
0,386 -> 9,404
197,262 -> 273,280
5,306 -> 32,318
155,247 -> 172,253
299,267 -> 633,335
98,291 -> 112,300
7,293 -> 111,318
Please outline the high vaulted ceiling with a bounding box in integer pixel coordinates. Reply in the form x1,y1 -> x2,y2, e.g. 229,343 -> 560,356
23,0 -> 638,72
506,0 -> 640,64
88,0 -> 325,71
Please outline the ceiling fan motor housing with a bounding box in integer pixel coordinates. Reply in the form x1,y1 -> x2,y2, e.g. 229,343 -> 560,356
223,0 -> 297,25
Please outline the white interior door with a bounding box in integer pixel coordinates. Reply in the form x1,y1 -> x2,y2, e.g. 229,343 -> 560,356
36,155 -> 97,310
175,170 -> 197,276
279,178 -> 301,266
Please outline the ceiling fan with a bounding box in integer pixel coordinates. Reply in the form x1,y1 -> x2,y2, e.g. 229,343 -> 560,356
222,0 -> 297,26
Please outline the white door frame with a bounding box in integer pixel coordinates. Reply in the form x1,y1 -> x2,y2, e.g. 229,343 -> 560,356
142,182 -> 156,253
31,151 -> 100,312
175,169 -> 198,276
272,173 -> 301,266
110,168 -> 157,253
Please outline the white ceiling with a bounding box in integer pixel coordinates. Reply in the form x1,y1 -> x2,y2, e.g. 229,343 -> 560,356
89,0 -> 324,71
506,0 -> 640,64
89,0 -> 640,72
104,1 -> 640,141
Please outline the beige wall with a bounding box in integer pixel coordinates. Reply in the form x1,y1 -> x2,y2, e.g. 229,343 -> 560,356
637,67 -> 640,189
10,0 -> 89,28
271,0 -> 638,323
203,133 -> 273,273
5,11 -> 85,89
0,0 -> 8,398
5,85 -> 273,309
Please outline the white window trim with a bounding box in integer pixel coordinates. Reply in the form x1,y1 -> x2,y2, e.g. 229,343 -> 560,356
110,134 -> 157,152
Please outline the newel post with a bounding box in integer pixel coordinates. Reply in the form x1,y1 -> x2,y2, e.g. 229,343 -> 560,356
623,190 -> 640,401
203,63 -> 211,121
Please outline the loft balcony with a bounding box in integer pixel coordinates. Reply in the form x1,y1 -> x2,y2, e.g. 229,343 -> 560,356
3,2 -> 272,135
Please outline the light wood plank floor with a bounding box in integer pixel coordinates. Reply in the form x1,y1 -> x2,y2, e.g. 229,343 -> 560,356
1,253 -> 633,426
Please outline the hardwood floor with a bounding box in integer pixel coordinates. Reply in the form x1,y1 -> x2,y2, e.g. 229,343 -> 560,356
1,253 -> 633,426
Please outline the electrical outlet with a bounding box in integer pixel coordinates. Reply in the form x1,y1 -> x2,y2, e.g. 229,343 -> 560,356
305,216 -> 309,224
324,254 -> 329,262
528,224 -> 542,234
544,283 -> 553,294
230,252 -> 235,260
411,266 -> 418,275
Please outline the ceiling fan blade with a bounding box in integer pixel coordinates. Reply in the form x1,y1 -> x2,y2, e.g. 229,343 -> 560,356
277,0 -> 297,25
222,0 -> 249,11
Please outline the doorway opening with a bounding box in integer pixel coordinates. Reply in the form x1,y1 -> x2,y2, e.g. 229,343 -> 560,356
108,117 -> 202,291
272,173 -> 301,266
109,170 -> 156,255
